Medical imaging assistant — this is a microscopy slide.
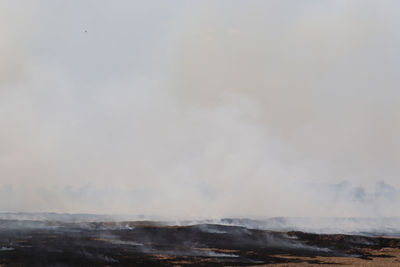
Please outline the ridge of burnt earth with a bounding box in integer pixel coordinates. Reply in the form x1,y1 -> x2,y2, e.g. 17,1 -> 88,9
287,231 -> 400,259
0,222 -> 399,266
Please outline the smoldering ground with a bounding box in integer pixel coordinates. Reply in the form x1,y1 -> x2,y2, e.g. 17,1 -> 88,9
3,215 -> 400,266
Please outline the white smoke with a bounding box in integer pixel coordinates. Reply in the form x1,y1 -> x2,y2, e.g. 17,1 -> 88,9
0,1 -> 399,218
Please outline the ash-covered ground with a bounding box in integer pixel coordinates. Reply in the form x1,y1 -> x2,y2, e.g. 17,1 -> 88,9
0,214 -> 400,266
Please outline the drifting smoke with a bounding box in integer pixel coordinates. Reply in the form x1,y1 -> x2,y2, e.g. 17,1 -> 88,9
0,1 -> 399,218
0,3 -> 31,86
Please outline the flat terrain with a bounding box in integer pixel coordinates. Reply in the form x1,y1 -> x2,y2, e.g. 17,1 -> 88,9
0,220 -> 399,266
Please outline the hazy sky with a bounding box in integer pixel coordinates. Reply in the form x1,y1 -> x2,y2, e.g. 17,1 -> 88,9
1,1 -> 400,218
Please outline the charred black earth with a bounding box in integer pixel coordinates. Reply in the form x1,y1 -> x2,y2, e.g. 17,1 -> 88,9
0,218 -> 400,266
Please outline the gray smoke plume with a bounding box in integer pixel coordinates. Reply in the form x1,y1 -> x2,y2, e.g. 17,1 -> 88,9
0,0 -> 399,218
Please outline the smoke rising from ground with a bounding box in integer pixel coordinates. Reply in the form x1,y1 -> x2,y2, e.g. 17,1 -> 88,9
0,1 -> 399,218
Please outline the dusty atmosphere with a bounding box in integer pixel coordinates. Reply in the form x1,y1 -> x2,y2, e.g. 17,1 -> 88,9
1,0 -> 400,266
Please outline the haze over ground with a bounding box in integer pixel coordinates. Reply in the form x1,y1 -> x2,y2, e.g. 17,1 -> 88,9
0,1 -> 399,218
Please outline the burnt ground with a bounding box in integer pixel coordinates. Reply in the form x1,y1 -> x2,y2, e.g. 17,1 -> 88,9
0,220 -> 399,266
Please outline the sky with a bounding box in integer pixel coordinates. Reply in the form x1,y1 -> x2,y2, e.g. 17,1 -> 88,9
0,1 -> 400,218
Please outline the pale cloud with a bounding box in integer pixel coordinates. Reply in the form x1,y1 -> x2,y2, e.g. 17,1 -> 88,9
0,1 -> 399,218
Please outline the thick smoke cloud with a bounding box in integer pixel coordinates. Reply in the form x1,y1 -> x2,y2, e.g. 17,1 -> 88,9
0,1 -> 399,218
